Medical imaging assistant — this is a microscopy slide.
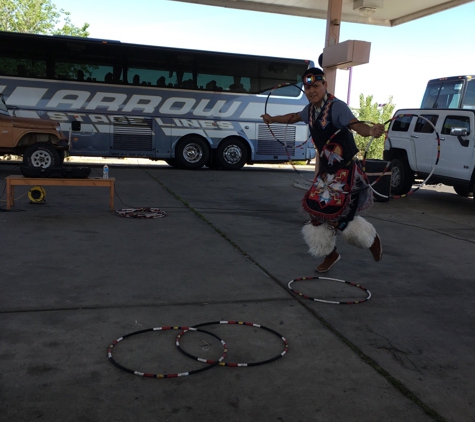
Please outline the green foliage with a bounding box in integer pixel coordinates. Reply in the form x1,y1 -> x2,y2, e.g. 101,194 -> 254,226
352,94 -> 395,159
0,0 -> 89,36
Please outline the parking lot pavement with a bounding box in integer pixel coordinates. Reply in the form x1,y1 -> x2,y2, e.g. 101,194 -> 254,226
1,162 -> 474,422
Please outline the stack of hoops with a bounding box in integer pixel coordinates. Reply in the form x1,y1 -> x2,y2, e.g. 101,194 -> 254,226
115,207 -> 167,218
107,320 -> 289,378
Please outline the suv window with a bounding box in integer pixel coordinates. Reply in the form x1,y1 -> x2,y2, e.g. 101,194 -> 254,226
391,115 -> 412,132
442,115 -> 471,135
414,114 -> 438,133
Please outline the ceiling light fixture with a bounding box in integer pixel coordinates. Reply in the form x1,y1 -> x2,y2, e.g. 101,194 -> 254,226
359,6 -> 376,16
353,0 -> 383,17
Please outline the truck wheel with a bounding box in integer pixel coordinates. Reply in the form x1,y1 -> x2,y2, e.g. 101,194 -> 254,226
175,136 -> 210,169
57,150 -> 65,165
391,158 -> 414,196
23,143 -> 61,169
216,137 -> 248,170
453,184 -> 473,197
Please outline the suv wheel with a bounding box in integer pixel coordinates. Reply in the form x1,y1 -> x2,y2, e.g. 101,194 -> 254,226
23,143 -> 61,169
391,158 -> 414,196
453,184 -> 473,197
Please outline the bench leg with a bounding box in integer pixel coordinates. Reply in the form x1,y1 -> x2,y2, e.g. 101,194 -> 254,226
110,183 -> 115,210
6,182 -> 13,210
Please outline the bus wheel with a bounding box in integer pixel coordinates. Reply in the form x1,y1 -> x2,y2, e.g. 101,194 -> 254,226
206,151 -> 221,169
23,143 -> 61,169
216,137 -> 248,170
176,136 -> 210,169
165,159 -> 183,168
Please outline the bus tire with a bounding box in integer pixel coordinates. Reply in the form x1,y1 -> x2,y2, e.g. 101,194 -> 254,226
205,150 -> 221,169
216,137 -> 248,170
23,143 -> 61,169
175,136 -> 210,169
165,159 -> 184,168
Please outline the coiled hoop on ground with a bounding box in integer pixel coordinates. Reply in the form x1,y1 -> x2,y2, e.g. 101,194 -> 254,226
179,320 -> 289,367
288,276 -> 371,305
115,207 -> 167,218
107,326 -> 227,378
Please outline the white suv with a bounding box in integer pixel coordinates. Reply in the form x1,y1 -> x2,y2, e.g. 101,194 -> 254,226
383,108 -> 474,199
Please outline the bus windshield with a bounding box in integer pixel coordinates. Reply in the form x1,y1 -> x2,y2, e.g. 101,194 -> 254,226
421,76 -> 475,109
0,31 -> 315,170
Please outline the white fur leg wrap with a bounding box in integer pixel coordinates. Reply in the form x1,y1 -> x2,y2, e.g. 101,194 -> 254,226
302,223 -> 336,258
341,216 -> 377,249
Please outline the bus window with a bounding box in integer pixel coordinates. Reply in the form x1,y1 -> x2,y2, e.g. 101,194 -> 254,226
55,60 -> 116,83
126,68 -> 164,87
196,54 -> 252,92
228,76 -> 247,93
125,47 -> 193,88
259,83 -> 302,97
0,57 -> 47,78
198,74 -> 246,92
258,61 -> 302,96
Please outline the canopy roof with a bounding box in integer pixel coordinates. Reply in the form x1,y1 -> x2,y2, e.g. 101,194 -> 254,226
171,0 -> 473,26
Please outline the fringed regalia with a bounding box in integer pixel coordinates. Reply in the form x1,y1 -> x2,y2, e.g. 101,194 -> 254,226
302,94 -> 373,227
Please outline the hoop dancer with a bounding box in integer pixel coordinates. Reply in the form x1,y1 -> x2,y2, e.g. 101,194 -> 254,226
261,67 -> 385,272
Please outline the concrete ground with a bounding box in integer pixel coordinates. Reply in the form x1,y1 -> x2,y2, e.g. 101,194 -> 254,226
1,161 -> 474,422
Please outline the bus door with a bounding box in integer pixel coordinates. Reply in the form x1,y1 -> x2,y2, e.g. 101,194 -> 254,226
436,111 -> 474,180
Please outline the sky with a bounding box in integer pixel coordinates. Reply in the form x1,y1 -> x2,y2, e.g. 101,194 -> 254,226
51,0 -> 475,110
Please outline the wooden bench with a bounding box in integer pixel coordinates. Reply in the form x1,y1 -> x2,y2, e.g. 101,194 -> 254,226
5,175 -> 115,210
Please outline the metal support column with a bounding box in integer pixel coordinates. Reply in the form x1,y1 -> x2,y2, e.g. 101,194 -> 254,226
324,0 -> 342,94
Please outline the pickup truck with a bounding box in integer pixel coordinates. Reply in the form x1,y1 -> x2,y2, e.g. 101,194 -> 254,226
383,108 -> 475,200
0,94 -> 68,168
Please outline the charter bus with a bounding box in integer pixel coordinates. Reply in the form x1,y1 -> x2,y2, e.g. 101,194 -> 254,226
0,31 -> 315,170
421,75 -> 475,110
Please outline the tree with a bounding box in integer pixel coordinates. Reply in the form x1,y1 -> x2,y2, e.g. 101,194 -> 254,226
352,94 -> 395,159
0,0 -> 89,36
